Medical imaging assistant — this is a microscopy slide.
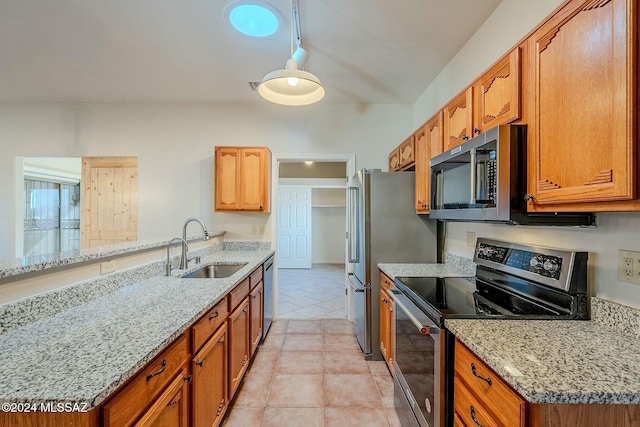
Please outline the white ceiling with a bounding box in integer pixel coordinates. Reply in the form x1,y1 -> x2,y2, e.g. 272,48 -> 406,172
0,0 -> 502,104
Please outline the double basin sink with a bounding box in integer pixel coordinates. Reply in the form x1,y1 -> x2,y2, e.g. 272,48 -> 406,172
182,263 -> 247,279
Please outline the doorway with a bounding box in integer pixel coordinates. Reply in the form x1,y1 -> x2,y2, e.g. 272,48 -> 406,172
271,154 -> 355,320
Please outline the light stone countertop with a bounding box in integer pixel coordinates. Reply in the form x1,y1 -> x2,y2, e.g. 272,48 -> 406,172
0,248 -> 273,408
378,253 -> 477,279
0,231 -> 226,279
446,318 -> 640,404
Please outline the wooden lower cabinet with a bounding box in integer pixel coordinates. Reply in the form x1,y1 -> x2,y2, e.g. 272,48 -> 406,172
455,339 -> 640,427
135,367 -> 190,427
249,281 -> 264,358
379,286 -> 394,372
102,334 -> 190,427
228,297 -> 250,400
192,323 -> 228,427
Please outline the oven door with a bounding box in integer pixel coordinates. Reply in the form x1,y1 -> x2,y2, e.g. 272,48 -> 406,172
392,290 -> 441,427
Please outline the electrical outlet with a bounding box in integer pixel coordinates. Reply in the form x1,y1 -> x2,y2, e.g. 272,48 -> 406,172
100,260 -> 116,275
618,250 -> 640,285
466,231 -> 476,247
258,224 -> 265,234
251,224 -> 258,234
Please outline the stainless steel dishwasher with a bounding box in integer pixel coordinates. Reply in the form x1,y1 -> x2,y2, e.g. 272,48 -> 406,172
262,255 -> 274,341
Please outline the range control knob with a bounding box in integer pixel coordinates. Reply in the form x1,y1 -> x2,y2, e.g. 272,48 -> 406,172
529,257 -> 543,268
542,259 -> 559,273
479,246 -> 495,257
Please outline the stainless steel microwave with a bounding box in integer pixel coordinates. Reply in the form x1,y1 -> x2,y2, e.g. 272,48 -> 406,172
429,125 -> 595,226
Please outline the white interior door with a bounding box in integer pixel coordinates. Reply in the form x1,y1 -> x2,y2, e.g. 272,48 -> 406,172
278,186 -> 312,269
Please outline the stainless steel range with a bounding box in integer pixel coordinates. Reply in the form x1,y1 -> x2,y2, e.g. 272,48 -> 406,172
391,238 -> 589,427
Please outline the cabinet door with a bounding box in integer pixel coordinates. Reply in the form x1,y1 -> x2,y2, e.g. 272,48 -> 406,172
475,47 -> 520,133
192,324 -> 228,427
379,289 -> 388,362
215,147 -> 240,211
134,368 -> 190,427
414,125 -> 429,213
379,288 -> 394,371
389,148 -> 400,171
228,297 -> 250,400
428,111 -> 444,158
443,87 -> 474,151
398,136 -> 415,169
239,148 -> 270,212
529,0 -> 635,205
249,280 -> 263,357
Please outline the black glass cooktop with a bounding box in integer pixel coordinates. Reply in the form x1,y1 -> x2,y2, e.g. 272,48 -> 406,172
393,272 -> 570,326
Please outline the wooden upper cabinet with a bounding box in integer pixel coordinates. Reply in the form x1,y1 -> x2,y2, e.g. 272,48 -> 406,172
443,87 -> 474,151
414,124 -> 429,213
388,148 -> 400,171
528,0 -> 636,206
474,47 -> 521,133
389,136 -> 416,171
215,147 -> 271,212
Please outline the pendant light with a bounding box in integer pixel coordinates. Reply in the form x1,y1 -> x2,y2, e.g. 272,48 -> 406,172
258,0 -> 325,106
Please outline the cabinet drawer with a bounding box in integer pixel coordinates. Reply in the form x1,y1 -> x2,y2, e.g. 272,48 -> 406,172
380,272 -> 394,291
229,277 -> 250,312
455,340 -> 525,427
454,377 -> 502,427
103,334 -> 189,426
191,296 -> 228,353
249,265 -> 263,290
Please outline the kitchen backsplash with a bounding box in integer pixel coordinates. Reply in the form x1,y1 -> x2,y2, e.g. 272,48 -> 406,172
591,297 -> 640,339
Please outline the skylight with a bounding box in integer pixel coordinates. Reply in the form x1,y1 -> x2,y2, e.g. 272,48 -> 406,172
228,2 -> 280,38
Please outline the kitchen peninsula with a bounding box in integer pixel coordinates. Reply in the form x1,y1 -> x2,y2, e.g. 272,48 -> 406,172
0,236 -> 273,426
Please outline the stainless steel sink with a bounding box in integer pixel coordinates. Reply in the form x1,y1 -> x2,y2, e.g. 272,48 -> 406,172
181,263 -> 247,279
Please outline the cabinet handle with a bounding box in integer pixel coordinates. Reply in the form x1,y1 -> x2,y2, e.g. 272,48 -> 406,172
470,406 -> 487,427
524,194 -> 535,203
474,128 -> 481,134
462,135 -> 469,141
209,310 -> 219,321
259,205 -> 263,210
146,359 -> 167,381
184,375 -> 192,383
195,360 -> 204,367
470,363 -> 492,385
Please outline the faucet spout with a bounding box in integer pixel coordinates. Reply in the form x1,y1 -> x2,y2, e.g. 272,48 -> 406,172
166,237 -> 188,276
181,218 -> 209,269
183,217 -> 210,242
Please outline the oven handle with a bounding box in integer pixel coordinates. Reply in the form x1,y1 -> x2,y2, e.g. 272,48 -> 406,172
391,290 -> 440,334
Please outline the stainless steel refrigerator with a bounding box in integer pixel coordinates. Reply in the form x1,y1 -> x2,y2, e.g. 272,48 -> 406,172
347,169 -> 438,360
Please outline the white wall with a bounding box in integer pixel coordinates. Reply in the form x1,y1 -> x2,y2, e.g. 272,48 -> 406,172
0,102 -> 413,260
312,206 -> 346,264
413,0 -> 564,126
412,0 -> 640,309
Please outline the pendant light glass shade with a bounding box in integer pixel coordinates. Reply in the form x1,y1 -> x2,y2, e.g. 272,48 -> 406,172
258,59 -> 325,106
258,0 -> 325,106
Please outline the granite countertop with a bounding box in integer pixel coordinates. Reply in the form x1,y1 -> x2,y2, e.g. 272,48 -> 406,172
378,253 -> 477,279
0,231 -> 226,279
446,318 -> 640,405
0,248 -> 273,408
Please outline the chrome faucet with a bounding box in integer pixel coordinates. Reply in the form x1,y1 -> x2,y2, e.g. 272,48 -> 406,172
181,218 -> 210,269
166,237 -> 188,276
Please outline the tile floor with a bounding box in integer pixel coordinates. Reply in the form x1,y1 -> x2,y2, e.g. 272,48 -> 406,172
278,264 -> 346,319
222,319 -> 401,427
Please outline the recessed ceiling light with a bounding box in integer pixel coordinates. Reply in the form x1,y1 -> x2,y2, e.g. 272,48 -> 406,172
226,1 -> 281,38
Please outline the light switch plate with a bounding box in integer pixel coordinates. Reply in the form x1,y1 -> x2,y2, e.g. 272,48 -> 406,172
100,260 -> 116,275
466,232 -> 476,247
618,250 -> 640,285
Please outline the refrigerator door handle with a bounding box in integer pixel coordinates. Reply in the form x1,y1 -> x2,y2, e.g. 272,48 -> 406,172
347,186 -> 359,263
347,273 -> 365,292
